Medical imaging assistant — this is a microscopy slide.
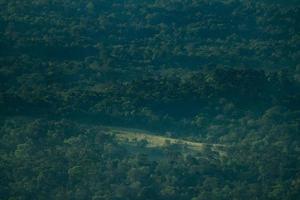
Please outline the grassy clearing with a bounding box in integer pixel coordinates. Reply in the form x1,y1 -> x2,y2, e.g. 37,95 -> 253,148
106,127 -> 226,154
115,130 -> 204,151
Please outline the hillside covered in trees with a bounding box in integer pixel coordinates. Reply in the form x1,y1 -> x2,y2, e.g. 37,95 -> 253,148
1,0 -> 300,199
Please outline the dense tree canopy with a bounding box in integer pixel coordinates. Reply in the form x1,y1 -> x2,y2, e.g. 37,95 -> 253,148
0,0 -> 300,199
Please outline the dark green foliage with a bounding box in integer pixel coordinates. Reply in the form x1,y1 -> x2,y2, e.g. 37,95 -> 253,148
1,117 -> 299,200
0,0 -> 300,199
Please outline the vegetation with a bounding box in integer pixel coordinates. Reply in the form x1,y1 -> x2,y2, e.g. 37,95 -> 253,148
0,0 -> 300,199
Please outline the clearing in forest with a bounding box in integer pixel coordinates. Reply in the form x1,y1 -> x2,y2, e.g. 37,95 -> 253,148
106,127 -> 227,155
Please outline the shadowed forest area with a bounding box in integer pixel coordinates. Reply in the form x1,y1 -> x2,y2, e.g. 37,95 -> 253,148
1,0 -> 300,199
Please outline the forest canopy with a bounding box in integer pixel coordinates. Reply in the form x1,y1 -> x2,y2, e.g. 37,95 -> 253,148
0,0 -> 300,199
